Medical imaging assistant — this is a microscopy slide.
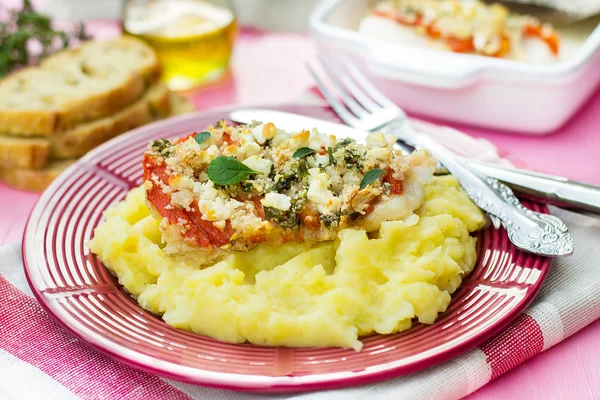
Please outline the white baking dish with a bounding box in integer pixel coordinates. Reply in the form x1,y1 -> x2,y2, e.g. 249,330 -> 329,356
309,0 -> 600,134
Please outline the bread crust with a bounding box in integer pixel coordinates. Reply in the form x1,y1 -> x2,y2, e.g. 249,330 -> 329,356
0,136 -> 51,169
0,83 -> 170,167
0,159 -> 74,192
50,83 -> 170,159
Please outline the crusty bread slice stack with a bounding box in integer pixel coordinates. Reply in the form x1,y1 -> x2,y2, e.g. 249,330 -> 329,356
42,36 -> 161,85
0,135 -> 50,169
0,160 -> 75,192
0,37 -> 196,192
50,83 -> 170,159
0,83 -> 170,166
0,93 -> 195,192
0,38 -> 161,137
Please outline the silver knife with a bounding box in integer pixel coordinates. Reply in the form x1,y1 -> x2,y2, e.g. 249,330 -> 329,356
229,108 -> 600,215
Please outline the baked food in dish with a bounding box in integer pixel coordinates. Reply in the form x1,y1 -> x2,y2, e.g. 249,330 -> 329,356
361,0 -> 560,61
142,121 -> 437,264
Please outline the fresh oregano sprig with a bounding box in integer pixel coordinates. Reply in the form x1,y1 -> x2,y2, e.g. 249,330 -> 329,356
0,0 -> 90,77
194,131 -> 210,144
208,156 -> 261,185
292,147 -> 314,159
360,168 -> 385,189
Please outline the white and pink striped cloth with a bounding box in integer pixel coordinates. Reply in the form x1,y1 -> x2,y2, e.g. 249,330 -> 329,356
1,123 -> 599,400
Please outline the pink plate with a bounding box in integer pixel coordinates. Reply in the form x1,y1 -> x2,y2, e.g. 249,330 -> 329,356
23,105 -> 552,393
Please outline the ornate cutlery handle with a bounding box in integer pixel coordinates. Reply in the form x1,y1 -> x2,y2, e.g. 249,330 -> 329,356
388,122 -> 574,257
465,160 -> 600,215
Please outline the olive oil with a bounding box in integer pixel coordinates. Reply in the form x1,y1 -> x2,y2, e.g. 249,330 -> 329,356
123,0 -> 236,90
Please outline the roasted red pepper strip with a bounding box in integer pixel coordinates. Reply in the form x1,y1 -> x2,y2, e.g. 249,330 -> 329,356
524,23 -> 559,55
385,168 -> 404,195
187,202 -> 233,247
177,132 -> 197,143
300,208 -> 321,230
251,197 -> 265,219
143,153 -> 233,248
373,8 -> 559,57
445,36 -> 476,53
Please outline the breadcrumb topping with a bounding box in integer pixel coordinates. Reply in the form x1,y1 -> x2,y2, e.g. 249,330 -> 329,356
144,121 -> 437,257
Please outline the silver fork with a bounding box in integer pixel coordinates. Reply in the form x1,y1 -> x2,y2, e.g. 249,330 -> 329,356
308,54 -> 574,257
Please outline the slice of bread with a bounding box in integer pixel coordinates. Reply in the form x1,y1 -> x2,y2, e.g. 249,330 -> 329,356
51,83 -> 171,159
0,83 -> 170,167
0,159 -> 74,192
43,36 -> 161,84
0,66 -> 145,137
0,135 -> 50,169
0,37 -> 160,137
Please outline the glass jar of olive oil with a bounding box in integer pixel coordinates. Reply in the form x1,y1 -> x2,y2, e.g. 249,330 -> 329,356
122,0 -> 236,91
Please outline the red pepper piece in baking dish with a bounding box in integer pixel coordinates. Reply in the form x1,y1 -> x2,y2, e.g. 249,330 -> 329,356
142,153 -> 233,248
523,22 -> 559,55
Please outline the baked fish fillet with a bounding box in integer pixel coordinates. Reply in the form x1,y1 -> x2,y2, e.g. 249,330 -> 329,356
143,120 -> 436,264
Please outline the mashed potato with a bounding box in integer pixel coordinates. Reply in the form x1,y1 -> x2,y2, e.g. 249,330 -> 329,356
89,175 -> 485,351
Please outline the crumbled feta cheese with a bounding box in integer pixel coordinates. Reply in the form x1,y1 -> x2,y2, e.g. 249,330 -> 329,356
261,193 -> 292,211
214,220 -> 227,231
325,196 -> 343,214
243,156 -> 273,175
170,176 -> 195,191
171,190 -> 194,210
237,142 -> 261,159
289,130 -> 310,150
308,128 -> 336,151
366,147 -> 390,162
262,122 -> 277,140
473,31 -> 488,51
307,168 -> 336,213
193,180 -> 219,201
239,131 -> 256,145
307,153 -> 329,168
384,133 -> 397,147
198,197 -> 243,221
185,136 -> 205,151
194,145 -> 221,164
366,132 -> 388,148
250,124 -> 267,144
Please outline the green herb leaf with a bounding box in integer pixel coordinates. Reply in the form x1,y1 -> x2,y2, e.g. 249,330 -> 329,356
327,147 -> 337,166
0,0 -> 90,77
150,138 -> 172,157
194,131 -> 210,145
208,156 -> 261,185
360,168 -> 385,189
292,147 -> 314,159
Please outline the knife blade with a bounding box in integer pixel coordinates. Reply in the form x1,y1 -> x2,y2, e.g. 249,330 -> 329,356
229,109 -> 600,214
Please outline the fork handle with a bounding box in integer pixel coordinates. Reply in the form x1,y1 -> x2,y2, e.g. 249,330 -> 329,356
465,161 -> 600,215
390,122 -> 574,256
